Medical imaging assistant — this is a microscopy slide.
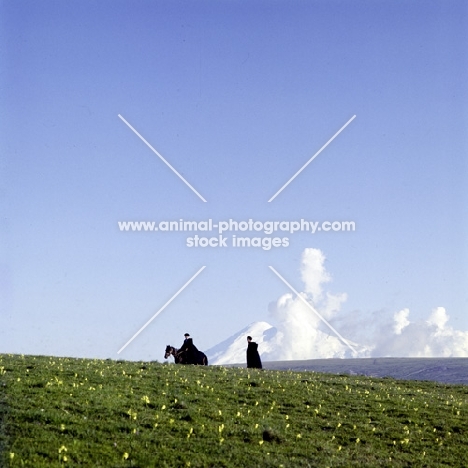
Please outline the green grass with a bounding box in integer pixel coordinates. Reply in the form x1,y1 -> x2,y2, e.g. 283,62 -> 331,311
1,354 -> 467,467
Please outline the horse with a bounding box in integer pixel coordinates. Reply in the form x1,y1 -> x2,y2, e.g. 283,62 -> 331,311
164,345 -> 185,364
164,345 -> 208,365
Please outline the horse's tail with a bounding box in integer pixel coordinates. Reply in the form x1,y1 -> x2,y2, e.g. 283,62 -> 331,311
203,353 -> 208,366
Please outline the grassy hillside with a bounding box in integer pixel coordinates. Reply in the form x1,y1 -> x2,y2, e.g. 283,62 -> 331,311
1,354 -> 467,467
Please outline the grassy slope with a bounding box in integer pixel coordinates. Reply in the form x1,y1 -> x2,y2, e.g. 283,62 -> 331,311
1,354 -> 467,467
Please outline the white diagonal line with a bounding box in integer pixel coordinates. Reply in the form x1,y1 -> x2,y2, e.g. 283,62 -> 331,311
117,266 -> 206,354
118,114 -> 207,202
268,115 -> 356,202
268,266 -> 357,354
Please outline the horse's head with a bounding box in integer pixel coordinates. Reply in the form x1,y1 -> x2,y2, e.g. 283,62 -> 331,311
164,345 -> 174,359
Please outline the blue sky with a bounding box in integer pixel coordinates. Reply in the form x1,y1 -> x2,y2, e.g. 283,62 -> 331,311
1,0 -> 467,360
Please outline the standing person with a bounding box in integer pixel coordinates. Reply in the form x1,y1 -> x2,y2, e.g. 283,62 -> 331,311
246,336 -> 262,369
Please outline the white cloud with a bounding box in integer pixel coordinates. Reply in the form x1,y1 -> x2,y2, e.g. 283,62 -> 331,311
263,248 -> 359,360
427,307 -> 449,329
393,308 -> 410,335
371,307 -> 468,357
208,248 -> 468,364
300,248 -> 331,302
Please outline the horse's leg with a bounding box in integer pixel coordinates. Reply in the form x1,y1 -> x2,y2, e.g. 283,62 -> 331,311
198,352 -> 207,365
177,349 -> 187,364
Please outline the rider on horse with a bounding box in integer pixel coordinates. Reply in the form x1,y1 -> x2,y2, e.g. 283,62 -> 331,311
164,333 -> 208,365
177,333 -> 199,364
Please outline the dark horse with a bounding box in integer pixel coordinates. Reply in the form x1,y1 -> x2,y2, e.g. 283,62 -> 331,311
164,345 -> 208,365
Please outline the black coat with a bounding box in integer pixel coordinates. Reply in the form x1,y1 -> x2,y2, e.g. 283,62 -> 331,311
179,338 -> 199,364
246,341 -> 262,369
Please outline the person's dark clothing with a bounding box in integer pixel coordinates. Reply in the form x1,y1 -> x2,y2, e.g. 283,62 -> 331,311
179,338 -> 199,364
246,341 -> 262,369
179,338 -> 189,352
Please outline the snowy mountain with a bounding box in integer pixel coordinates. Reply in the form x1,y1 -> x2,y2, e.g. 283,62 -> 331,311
206,321 -> 276,365
206,320 -> 368,365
